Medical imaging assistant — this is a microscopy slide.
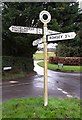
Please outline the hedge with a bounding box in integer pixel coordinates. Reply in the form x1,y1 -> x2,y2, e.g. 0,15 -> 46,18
2,56 -> 34,72
49,56 -> 81,66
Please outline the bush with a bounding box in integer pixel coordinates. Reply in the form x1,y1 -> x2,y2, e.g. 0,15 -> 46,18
49,56 -> 81,66
2,56 -> 34,72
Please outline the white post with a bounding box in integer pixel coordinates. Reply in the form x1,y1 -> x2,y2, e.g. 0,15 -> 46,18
39,10 -> 51,106
43,23 -> 48,106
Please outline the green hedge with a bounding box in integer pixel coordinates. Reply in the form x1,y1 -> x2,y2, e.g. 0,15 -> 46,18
2,56 -> 34,72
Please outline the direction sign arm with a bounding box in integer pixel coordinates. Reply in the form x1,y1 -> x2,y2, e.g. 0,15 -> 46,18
48,32 -> 76,41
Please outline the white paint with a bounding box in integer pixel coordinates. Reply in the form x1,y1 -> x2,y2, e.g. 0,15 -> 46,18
48,32 -> 76,41
9,81 -> 18,84
57,88 -> 63,91
39,10 -> 51,24
62,91 -> 68,94
67,95 -> 73,98
44,101 -> 48,106
57,88 -> 73,97
3,67 -> 12,70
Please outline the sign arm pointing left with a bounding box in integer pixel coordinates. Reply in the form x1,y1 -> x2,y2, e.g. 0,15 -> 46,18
9,25 -> 60,35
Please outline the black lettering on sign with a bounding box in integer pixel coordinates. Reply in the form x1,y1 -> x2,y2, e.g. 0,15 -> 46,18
12,26 -> 14,31
52,36 -> 57,39
57,35 -> 60,39
65,34 -> 71,39
60,35 -> 63,38
50,37 -> 52,39
65,35 -> 67,38
30,27 -> 34,30
68,34 -> 70,38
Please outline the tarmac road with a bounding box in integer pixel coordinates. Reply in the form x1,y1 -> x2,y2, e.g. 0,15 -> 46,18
2,60 -> 81,101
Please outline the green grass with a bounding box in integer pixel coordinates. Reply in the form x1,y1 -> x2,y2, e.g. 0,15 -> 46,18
38,62 -> 81,72
2,72 -> 27,80
2,97 -> 80,119
33,51 -> 55,60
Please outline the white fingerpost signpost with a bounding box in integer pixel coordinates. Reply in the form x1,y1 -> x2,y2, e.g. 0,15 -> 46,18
9,9 -> 76,107
39,10 -> 51,106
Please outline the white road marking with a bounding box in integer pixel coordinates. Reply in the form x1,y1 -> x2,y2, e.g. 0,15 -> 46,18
9,81 -> 18,84
57,88 -> 62,91
2,81 -> 38,88
66,95 -> 73,98
57,87 -> 73,98
62,91 -> 68,94
9,82 -> 31,86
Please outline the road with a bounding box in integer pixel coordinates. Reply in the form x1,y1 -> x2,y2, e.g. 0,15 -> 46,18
2,60 -> 81,101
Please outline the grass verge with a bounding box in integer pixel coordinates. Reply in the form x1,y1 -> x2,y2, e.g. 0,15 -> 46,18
38,61 -> 81,73
2,71 -> 36,80
2,97 -> 80,119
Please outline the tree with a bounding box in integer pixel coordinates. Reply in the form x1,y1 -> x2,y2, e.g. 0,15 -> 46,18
2,2 -> 43,71
48,2 -> 82,57
2,2 -> 81,72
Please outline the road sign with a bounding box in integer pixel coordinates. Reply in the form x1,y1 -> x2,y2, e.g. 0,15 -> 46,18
9,26 -> 42,34
32,38 -> 43,46
32,31 -> 76,46
48,32 -> 76,41
9,25 -> 59,35
39,10 -> 51,24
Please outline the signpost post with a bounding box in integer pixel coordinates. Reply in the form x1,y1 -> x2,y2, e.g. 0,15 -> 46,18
39,10 -> 51,106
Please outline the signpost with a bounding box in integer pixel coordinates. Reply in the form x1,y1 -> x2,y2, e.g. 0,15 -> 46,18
9,25 -> 59,35
39,10 -> 51,106
32,38 -> 43,46
9,9 -> 76,107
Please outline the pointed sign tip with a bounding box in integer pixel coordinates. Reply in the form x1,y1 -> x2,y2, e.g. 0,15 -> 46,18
73,32 -> 76,38
9,26 -> 12,31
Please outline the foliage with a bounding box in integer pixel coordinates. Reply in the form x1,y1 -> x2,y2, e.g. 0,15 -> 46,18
51,2 -> 82,57
2,3 -> 40,57
2,2 -> 82,72
2,97 -> 80,118
2,71 -> 27,80
2,56 -> 33,72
